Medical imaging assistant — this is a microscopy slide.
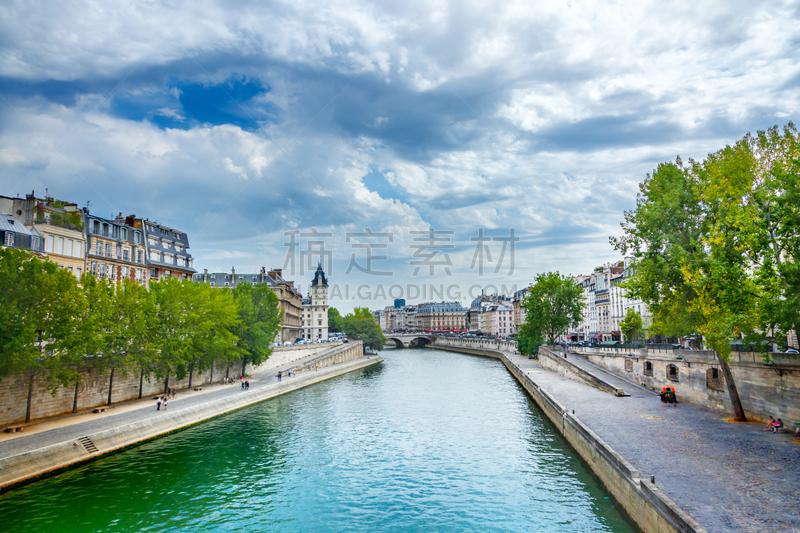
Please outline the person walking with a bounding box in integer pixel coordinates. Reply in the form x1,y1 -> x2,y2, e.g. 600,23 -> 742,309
156,397 -> 162,411
245,380 -> 250,390
278,371 -> 282,382
241,380 -> 245,390
163,397 -> 168,411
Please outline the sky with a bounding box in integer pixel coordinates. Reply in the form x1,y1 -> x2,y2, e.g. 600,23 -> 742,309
1,0 -> 798,313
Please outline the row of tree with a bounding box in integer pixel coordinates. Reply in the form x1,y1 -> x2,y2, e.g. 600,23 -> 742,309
0,248 -> 282,422
328,307 -> 386,351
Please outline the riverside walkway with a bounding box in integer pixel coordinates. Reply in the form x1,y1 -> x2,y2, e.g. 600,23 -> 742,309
506,351 -> 800,533
0,349 -> 379,470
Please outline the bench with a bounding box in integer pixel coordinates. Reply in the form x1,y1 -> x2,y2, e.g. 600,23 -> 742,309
193,387 -> 203,391
92,407 -> 108,413
4,425 -> 23,433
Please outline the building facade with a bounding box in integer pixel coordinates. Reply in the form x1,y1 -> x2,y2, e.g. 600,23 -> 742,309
491,304 -> 514,337
133,217 -> 195,282
302,264 -> 329,341
83,212 -> 148,285
415,302 -> 467,331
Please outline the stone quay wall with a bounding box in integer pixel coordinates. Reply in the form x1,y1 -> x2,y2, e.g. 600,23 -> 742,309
0,343 -> 341,428
0,342 -> 376,490
571,346 -> 800,424
430,339 -> 705,533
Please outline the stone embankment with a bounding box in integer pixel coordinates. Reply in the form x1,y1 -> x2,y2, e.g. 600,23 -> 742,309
430,338 -> 705,533
571,346 -> 800,424
0,341 -> 379,490
0,342 -> 343,428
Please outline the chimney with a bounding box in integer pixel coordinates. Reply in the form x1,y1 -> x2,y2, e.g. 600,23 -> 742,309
268,270 -> 277,281
204,268 -> 208,283
231,266 -> 236,284
273,268 -> 282,279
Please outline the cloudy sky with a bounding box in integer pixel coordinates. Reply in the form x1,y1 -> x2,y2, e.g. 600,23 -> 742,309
1,0 -> 798,312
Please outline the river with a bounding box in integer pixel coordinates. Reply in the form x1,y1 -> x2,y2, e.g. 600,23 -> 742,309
0,348 -> 638,532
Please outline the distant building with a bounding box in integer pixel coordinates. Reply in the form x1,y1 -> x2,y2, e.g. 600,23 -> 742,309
132,217 -> 195,282
194,266 -> 303,343
491,304 -> 514,337
394,298 -> 405,308
415,302 -> 467,331
84,211 -> 148,285
0,213 -> 43,254
302,263 -> 329,341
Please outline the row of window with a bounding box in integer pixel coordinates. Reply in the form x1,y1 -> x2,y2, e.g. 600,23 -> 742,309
90,261 -> 144,281
90,220 -> 142,244
47,236 -> 83,258
93,241 -> 144,263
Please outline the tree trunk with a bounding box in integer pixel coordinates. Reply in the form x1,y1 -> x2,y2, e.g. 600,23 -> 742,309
107,367 -> 115,405
226,364 -> 230,380
188,365 -> 194,389
241,359 -> 246,378
209,361 -> 214,384
25,369 -> 34,423
717,352 -> 747,421
164,376 -> 169,394
72,380 -> 80,413
138,368 -> 144,399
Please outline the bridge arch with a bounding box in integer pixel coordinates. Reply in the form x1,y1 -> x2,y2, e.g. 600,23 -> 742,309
385,337 -> 407,349
384,335 -> 433,349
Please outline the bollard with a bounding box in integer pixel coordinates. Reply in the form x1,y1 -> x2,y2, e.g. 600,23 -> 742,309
572,409 -> 575,414
651,475 -> 655,484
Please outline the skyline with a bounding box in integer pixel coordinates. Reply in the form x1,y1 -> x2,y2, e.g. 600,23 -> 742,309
1,0 -> 798,312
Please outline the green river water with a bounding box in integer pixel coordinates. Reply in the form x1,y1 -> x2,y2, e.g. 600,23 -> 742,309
0,348 -> 638,532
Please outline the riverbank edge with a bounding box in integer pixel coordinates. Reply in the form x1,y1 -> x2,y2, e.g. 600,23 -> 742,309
427,344 -> 706,533
0,354 -> 382,492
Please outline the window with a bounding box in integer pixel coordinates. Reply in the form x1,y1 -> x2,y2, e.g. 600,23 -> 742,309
31,237 -> 39,250
76,267 -> 81,278
644,361 -> 653,377
134,232 -> 141,244
47,235 -> 54,252
4,232 -> 14,247
123,249 -> 129,261
707,368 -> 724,391
100,263 -> 106,277
96,241 -> 102,255
75,241 -> 82,258
113,226 -> 119,239
91,262 -> 97,275
116,244 -> 121,258
137,250 -> 143,263
667,364 -> 679,381
105,243 -> 111,257
123,266 -> 129,277
121,228 -> 127,240
93,220 -> 100,234
67,239 -> 73,256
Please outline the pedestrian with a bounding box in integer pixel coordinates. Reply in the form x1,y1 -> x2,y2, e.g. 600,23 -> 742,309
764,416 -> 775,431
156,397 -> 162,411
241,380 -> 245,390
245,380 -> 250,390
163,397 -> 168,411
278,371 -> 282,382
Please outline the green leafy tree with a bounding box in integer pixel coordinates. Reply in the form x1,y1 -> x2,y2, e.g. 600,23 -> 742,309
232,282 -> 282,377
521,272 -> 584,346
328,307 -> 344,333
515,322 -> 543,356
341,308 -> 385,351
611,148 -> 757,420
146,277 -> 193,393
0,248 -> 85,421
619,308 -> 643,344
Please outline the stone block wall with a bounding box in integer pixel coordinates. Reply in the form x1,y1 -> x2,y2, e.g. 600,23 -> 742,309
573,347 -> 800,423
0,343 -> 340,428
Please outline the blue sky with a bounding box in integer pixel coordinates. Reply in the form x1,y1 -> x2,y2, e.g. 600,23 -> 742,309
1,0 -> 798,312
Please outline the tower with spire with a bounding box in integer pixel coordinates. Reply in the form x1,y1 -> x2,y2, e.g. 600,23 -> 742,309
302,262 -> 329,340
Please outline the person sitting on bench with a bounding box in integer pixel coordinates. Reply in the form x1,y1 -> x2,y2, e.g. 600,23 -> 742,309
773,418 -> 784,433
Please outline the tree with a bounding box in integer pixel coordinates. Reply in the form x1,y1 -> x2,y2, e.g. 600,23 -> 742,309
515,322 -> 543,356
0,248 -> 84,421
146,277 -> 193,393
232,282 -> 282,377
521,272 -> 584,346
328,307 -> 344,333
619,308 -> 643,344
610,148 -> 758,421
341,308 -> 385,351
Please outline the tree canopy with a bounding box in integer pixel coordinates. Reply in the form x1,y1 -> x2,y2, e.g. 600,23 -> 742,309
521,272 -> 584,346
610,122 -> 800,420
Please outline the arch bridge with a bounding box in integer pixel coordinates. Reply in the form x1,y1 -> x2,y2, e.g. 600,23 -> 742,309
384,334 -> 435,349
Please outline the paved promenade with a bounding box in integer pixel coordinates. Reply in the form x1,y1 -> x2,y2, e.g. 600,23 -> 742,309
506,351 -> 800,533
0,350 -> 373,460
